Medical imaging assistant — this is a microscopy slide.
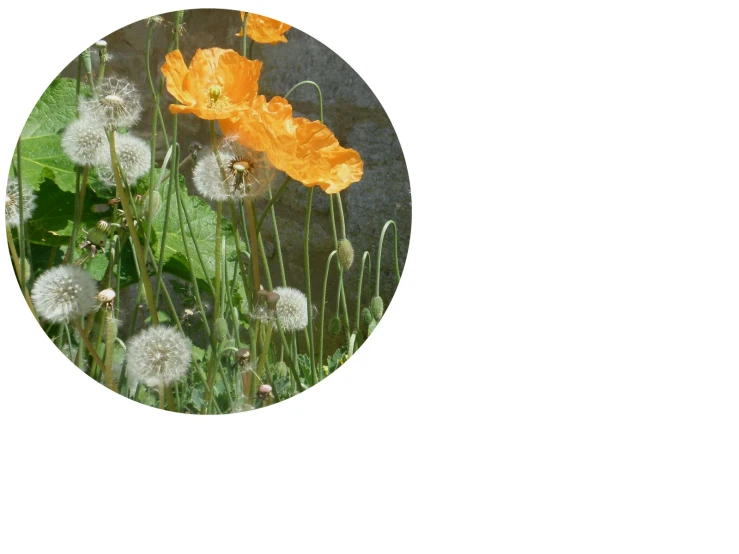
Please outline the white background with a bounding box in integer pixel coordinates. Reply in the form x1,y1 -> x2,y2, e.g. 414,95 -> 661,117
2,0 -> 739,552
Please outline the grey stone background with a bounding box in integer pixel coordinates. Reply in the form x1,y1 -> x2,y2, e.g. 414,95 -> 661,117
59,8 -> 411,351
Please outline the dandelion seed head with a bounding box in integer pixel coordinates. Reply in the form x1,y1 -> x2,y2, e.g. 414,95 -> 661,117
273,286 -> 308,332
5,178 -> 36,228
61,118 -> 108,166
96,133 -> 151,187
125,326 -> 192,388
31,265 -> 99,323
80,77 -> 142,129
192,143 -> 271,202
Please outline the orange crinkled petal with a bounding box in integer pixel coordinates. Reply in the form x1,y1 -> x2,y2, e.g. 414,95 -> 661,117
221,102 -> 363,193
162,48 -> 263,120
246,13 -> 291,44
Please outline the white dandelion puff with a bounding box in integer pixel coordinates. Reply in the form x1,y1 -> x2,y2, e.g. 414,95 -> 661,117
96,133 -> 151,187
79,77 -> 142,129
192,142 -> 271,202
273,286 -> 309,332
125,326 -> 192,388
61,118 -> 108,166
5,178 -> 36,228
31,265 -> 99,323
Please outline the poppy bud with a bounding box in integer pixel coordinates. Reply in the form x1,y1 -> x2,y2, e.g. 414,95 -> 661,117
328,316 -> 342,337
337,238 -> 354,271
274,361 -> 289,378
214,317 -> 229,342
360,307 -> 373,329
370,296 -> 384,321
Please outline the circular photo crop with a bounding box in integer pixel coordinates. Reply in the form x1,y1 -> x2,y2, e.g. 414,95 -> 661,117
7,9 -> 410,413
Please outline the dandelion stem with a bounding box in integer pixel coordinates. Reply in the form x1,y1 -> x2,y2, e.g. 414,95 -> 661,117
66,166 -> 89,264
6,225 -> 36,317
103,314 -> 117,389
74,318 -> 114,391
106,130 -> 158,324
14,140 -> 28,305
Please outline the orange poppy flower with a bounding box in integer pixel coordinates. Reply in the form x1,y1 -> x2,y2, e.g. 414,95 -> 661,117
236,12 -> 291,44
221,98 -> 363,194
161,48 -> 263,120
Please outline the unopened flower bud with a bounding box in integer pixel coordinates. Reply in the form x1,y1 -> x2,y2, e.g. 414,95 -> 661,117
214,317 -> 229,342
370,296 -> 384,321
367,318 -> 377,336
360,307 -> 373,329
328,316 -> 342,337
337,238 -> 354,271
274,361 -> 289,378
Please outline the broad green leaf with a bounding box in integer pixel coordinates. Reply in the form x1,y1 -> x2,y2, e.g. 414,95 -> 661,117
19,78 -> 89,193
151,177 -> 237,284
26,179 -> 103,246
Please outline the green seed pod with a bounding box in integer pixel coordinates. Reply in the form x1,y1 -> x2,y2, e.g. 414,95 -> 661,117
328,316 -> 342,337
367,318 -> 377,336
370,296 -> 384,321
275,361 -> 289,378
337,238 -> 354,271
144,191 -> 162,219
214,317 -> 229,342
360,307 -> 373,329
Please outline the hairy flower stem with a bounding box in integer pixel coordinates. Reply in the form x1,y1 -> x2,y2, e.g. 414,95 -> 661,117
166,386 -> 176,411
256,175 -> 290,233
329,195 -> 352,346
355,251 -> 371,332
303,188 -> 317,375
106,130 -> 159,324
318,250 -> 337,380
6,225 -> 36,317
74,318 -> 114,391
241,14 -> 249,57
66,166 -> 89,264
375,220 -> 402,297
229,201 -> 252,304
159,384 -> 165,410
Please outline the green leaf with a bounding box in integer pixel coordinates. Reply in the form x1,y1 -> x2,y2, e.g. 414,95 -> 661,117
26,179 -> 103,246
19,78 -> 89,193
151,176 -> 237,284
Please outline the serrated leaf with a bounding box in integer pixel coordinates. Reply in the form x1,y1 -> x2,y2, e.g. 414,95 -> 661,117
19,78 -> 89,193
